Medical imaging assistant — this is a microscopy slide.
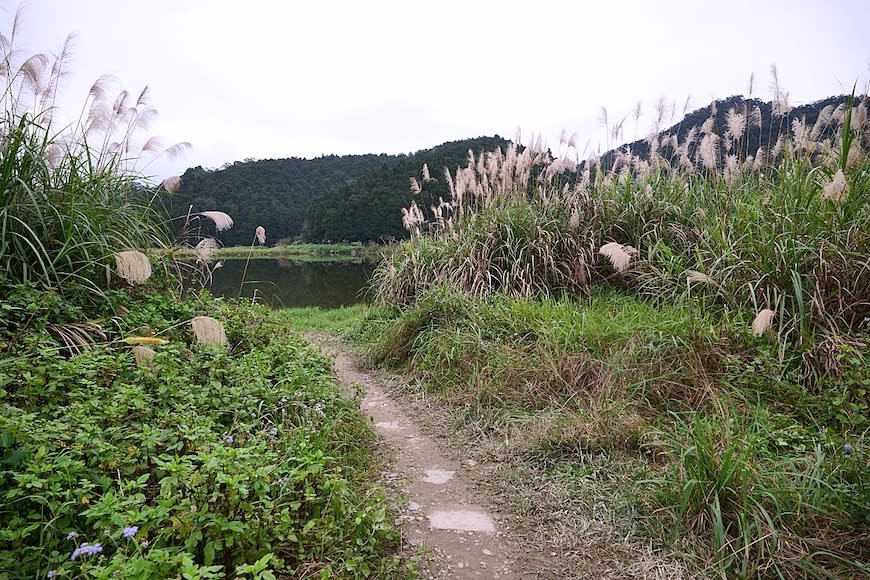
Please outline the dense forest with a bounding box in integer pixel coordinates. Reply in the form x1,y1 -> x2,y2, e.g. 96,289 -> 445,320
164,154 -> 390,246
304,136 -> 509,242
165,94 -> 851,246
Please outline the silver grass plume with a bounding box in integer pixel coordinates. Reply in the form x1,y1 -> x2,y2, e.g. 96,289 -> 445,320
191,316 -> 227,345
114,250 -> 152,285
132,345 -> 156,368
161,175 -> 181,193
752,308 -> 776,337
599,242 -> 637,273
195,238 -> 220,264
197,211 -> 234,232
725,109 -> 746,142
255,226 -> 266,245
822,169 -> 848,202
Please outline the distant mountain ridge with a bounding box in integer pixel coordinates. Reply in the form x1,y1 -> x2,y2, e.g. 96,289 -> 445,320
168,94 -> 857,245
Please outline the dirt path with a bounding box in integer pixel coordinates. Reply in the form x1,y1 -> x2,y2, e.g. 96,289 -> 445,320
313,338 -> 535,578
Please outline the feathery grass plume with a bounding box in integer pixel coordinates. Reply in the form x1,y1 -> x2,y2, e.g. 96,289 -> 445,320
697,134 -> 719,171
194,238 -> 220,264
791,117 -> 814,151
409,176 -> 421,194
255,225 -> 266,245
114,250 -> 152,285
599,242 -> 637,273
822,169 -> 848,202
196,211 -> 234,232
191,316 -> 227,345
752,308 -> 776,337
725,109 -> 746,142
161,175 -> 181,193
132,345 -> 156,367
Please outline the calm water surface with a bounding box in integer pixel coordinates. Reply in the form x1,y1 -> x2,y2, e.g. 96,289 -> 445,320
205,258 -> 375,308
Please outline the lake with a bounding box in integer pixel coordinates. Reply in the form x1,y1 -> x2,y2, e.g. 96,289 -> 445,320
202,258 -> 376,308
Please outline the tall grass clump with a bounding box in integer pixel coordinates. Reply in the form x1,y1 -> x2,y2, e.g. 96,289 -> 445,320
0,11 -> 186,301
366,75 -> 870,576
374,84 -> 870,377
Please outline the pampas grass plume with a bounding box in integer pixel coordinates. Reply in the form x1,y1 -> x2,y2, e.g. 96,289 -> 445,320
752,308 -> 776,337
599,242 -> 636,273
161,175 -> 181,193
256,225 -> 266,245
191,316 -> 227,345
197,211 -> 234,232
822,170 -> 848,202
114,250 -> 152,285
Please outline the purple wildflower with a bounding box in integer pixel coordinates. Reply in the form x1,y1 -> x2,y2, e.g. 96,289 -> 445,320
70,542 -> 103,560
225,435 -> 233,444
47,571 -> 58,579
64,531 -> 78,541
269,427 -> 278,436
843,443 -> 854,454
122,525 -> 139,538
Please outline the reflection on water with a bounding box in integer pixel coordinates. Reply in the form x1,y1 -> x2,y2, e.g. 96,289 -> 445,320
204,258 -> 375,309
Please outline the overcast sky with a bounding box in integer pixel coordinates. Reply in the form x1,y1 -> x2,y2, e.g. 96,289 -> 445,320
7,0 -> 870,181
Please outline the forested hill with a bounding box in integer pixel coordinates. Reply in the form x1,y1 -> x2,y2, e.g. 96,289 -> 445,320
165,154 -> 391,246
165,136 -> 509,246
304,136 -> 510,242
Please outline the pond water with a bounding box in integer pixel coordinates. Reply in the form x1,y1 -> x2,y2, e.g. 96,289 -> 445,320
203,258 -> 375,308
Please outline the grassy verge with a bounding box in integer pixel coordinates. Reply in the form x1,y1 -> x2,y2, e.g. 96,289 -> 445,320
0,285 -> 409,578
333,288 -> 868,578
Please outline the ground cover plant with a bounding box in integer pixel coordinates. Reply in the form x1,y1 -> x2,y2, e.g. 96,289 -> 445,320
363,80 -> 870,577
0,289 -> 405,579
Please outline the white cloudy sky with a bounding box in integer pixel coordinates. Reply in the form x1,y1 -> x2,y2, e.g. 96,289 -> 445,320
7,0 -> 870,180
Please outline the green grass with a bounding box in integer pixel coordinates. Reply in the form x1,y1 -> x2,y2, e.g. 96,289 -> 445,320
274,304 -> 372,334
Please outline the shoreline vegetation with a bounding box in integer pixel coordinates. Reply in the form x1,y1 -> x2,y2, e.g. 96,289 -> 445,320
2,10 -> 868,579
165,243 -> 388,262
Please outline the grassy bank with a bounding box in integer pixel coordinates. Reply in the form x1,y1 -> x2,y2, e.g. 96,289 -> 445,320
0,286 -> 408,578
330,290 -> 867,577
